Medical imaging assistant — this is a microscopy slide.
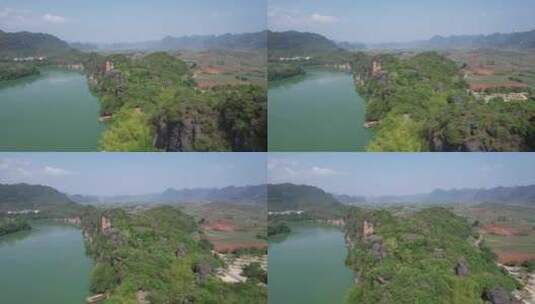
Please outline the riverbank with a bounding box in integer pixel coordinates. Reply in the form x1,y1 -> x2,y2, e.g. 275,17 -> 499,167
0,218 -> 31,237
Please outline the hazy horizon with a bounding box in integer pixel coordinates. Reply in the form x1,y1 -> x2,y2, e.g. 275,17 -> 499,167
0,0 -> 267,44
0,153 -> 267,196
268,153 -> 535,197
268,0 -> 535,44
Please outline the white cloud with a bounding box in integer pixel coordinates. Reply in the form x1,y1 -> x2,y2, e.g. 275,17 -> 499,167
44,166 -> 72,176
311,166 -> 338,176
310,13 -> 338,24
0,158 -> 73,183
268,157 -> 342,184
0,8 -> 31,22
0,8 -> 67,31
268,6 -> 339,29
43,13 -> 67,24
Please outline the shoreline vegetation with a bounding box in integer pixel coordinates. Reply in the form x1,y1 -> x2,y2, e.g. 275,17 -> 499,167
268,63 -> 305,81
0,218 -> 31,236
0,62 -> 40,81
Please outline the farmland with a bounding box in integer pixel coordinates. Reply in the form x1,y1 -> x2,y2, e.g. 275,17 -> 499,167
447,49 -> 535,90
182,203 -> 267,253
179,49 -> 266,89
454,203 -> 535,264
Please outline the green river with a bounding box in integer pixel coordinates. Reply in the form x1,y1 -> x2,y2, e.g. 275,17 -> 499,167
0,69 -> 105,151
268,69 -> 373,151
0,223 -> 94,303
268,223 -> 354,304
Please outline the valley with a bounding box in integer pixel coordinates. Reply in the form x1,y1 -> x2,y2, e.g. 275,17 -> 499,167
267,29 -> 535,152
0,29 -> 267,152
0,178 -> 268,303
268,182 -> 535,304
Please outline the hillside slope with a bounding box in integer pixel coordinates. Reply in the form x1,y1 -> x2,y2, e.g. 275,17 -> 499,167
0,30 -> 73,57
345,207 -> 519,303
268,183 -> 345,216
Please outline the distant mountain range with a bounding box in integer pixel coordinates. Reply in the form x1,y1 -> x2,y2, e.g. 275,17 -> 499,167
70,185 -> 267,206
0,183 -> 75,212
267,29 -> 535,55
359,184 -> 535,205
268,183 -> 535,211
72,31 -> 267,52
371,29 -> 535,50
334,194 -> 367,205
0,30 -> 73,57
0,29 -> 266,57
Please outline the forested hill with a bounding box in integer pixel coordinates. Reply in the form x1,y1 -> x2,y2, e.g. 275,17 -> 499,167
82,206 -> 266,303
0,183 -> 75,212
352,51 -> 535,152
267,30 -> 342,56
0,30 -> 73,57
268,183 -> 344,214
86,52 -> 266,152
344,207 -> 519,303
373,29 -> 535,49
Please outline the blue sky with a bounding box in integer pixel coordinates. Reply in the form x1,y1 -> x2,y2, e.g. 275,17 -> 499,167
268,0 -> 535,43
268,153 -> 535,197
0,0 -> 266,43
0,153 -> 266,196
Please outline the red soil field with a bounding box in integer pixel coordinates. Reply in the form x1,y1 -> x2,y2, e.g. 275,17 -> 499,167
196,80 -> 218,89
469,82 -> 528,92
202,219 -> 238,232
481,224 -> 521,236
203,66 -> 225,74
496,251 -> 535,264
468,66 -> 496,76
212,242 -> 267,254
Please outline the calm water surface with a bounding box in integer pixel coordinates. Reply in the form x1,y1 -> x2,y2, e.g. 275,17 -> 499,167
0,224 -> 94,303
269,69 -> 373,151
0,69 -> 105,151
268,223 -> 354,304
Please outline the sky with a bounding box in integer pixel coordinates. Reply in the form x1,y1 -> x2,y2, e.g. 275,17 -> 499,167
0,0 -> 266,43
268,0 -> 535,43
0,153 -> 266,196
268,153 -> 535,197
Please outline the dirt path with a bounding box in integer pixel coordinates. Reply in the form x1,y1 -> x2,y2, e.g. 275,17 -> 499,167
215,253 -> 267,284
475,235 -> 534,303
499,264 -> 535,304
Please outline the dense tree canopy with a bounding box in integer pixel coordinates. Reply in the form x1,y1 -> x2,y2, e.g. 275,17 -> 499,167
353,52 -> 535,151
86,52 -> 266,151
